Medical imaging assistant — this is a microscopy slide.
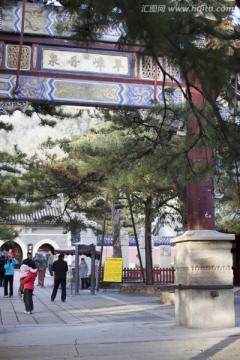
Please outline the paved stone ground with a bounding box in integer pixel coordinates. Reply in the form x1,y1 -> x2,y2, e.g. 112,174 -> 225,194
0,271 -> 239,359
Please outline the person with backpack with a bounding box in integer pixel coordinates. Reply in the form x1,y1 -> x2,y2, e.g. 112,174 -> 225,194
33,253 -> 40,268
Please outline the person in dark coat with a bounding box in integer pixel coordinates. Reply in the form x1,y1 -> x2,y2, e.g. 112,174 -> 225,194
4,257 -> 17,297
0,255 -> 6,287
51,254 -> 68,302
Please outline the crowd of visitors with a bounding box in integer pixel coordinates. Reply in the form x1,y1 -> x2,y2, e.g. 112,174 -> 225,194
0,249 -> 90,314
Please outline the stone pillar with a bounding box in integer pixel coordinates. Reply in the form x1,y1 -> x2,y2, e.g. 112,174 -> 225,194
171,230 -> 235,328
121,231 -> 129,268
159,245 -> 171,268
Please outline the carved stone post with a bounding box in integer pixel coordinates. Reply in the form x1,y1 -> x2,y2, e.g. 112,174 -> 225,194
171,230 -> 235,328
121,231 -> 129,269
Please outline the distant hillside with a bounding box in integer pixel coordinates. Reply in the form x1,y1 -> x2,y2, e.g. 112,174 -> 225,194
0,107 -> 100,156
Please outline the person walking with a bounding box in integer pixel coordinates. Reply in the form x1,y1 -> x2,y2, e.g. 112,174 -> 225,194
51,254 -> 68,302
47,252 -> 54,276
20,263 -> 38,314
0,254 -> 5,287
79,258 -> 88,289
4,256 -> 16,298
26,252 -> 32,261
37,254 -> 48,288
33,253 -> 40,268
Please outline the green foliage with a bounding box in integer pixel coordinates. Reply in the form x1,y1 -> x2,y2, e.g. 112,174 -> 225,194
0,144 -> 43,239
57,0 -> 240,165
61,107 -> 192,235
0,121 -> 13,132
0,101 -> 86,240
0,225 -> 18,241
0,0 -> 11,7
25,103 -> 83,127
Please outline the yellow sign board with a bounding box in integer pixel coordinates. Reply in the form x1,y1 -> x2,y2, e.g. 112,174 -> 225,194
103,257 -> 123,283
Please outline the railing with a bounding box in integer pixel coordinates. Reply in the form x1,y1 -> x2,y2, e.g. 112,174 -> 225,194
99,267 -> 175,284
152,268 -> 175,284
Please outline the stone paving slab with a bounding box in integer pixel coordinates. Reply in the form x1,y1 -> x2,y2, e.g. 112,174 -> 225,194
0,272 -> 240,359
1,337 -> 240,360
0,345 -> 78,360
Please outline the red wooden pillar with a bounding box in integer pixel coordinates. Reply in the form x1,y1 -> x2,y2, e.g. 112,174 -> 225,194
187,89 -> 215,231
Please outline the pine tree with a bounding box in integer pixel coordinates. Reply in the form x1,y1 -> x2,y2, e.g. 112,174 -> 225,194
55,108 -> 189,283
0,145 -> 35,240
0,104 -> 84,241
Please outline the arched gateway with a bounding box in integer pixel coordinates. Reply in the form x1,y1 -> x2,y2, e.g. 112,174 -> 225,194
0,207 -> 68,264
0,2 -> 184,108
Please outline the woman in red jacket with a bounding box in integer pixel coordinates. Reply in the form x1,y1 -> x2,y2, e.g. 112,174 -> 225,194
20,263 -> 38,314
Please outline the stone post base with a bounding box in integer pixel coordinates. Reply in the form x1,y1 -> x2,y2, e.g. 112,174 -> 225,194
171,230 -> 235,329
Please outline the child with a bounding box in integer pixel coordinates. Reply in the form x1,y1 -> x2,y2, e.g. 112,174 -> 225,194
18,259 -> 31,298
8,249 -> 14,258
20,263 -> 38,314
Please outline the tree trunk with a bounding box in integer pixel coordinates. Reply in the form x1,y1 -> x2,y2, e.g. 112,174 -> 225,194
112,198 -> 122,258
144,196 -> 153,285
